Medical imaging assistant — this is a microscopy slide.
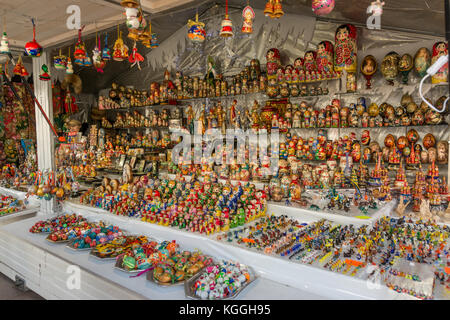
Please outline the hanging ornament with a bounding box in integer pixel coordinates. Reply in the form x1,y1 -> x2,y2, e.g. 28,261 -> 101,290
242,4 -> 255,34
139,23 -> 151,47
39,64 -> 51,81
0,31 -> 10,54
264,0 -> 274,17
312,0 -> 335,16
220,0 -> 233,38
102,33 -> 112,60
129,41 -> 144,70
74,27 -> 89,66
272,0 -> 284,18
120,0 -> 139,8
66,48 -> 74,74
113,27 -> 129,61
53,48 -> 67,70
93,34 -> 106,73
13,56 -> 29,76
188,12 -> 206,42
24,19 -> 43,57
149,21 -> 159,48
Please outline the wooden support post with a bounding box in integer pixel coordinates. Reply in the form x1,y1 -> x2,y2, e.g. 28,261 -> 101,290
32,51 -> 55,215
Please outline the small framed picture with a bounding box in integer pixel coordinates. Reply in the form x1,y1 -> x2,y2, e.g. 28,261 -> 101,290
137,159 -> 146,172
130,156 -> 137,169
144,162 -> 153,173
118,154 -> 126,168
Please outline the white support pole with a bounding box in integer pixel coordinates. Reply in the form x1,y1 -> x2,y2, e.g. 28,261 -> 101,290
32,51 -> 55,215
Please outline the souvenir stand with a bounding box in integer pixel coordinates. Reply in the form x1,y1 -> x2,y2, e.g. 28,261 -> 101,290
0,0 -> 449,300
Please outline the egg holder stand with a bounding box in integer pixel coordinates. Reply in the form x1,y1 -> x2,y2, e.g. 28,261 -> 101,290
184,263 -> 257,300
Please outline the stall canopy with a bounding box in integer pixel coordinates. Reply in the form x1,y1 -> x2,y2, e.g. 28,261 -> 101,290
0,0 -> 447,93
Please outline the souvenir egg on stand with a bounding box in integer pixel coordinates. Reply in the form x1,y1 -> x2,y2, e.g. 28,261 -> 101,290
423,133 -> 436,150
361,55 -> 377,89
414,47 -> 431,78
398,54 -> 413,84
380,51 -> 399,85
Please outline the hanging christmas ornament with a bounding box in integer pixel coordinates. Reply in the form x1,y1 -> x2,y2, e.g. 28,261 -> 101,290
0,31 -> 10,54
187,12 -> 206,42
93,34 -> 106,73
66,48 -> 74,74
39,64 -> 51,81
272,0 -> 284,18
148,21 -> 159,48
24,19 -> 42,57
13,56 -> 29,76
220,0 -> 233,38
102,33 -> 112,60
129,41 -> 144,70
53,48 -> 67,70
120,0 -> 139,8
74,27 -> 88,66
113,27 -> 129,61
242,4 -> 255,34
312,0 -> 335,16
264,0 -> 274,17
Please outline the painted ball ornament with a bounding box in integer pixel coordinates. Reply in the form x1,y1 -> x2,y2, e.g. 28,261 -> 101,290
312,0 -> 335,16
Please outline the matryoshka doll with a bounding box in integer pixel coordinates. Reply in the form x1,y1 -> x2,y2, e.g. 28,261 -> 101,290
334,24 -> 357,82
316,41 -> 334,77
284,65 -> 293,84
431,42 -> 448,84
303,50 -> 317,73
266,48 -> 281,80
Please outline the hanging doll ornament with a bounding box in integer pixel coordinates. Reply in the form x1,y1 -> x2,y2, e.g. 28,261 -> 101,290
13,55 -> 29,76
53,48 -> 67,70
0,31 -> 10,54
126,7 -> 147,41
113,28 -> 129,61
24,19 -> 43,57
242,4 -> 255,34
312,0 -> 335,16
148,20 -> 159,48
39,64 -> 51,81
220,0 -> 233,37
66,48 -> 74,74
102,33 -> 112,60
187,12 -> 206,42
129,41 -> 144,70
93,35 -> 106,73
431,42 -> 448,84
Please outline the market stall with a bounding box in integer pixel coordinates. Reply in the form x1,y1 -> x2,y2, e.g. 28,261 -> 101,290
0,0 -> 449,300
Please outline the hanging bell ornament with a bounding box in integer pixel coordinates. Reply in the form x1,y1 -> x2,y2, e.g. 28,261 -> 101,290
24,19 -> 43,57
272,0 -> 284,18
264,0 -> 274,17
39,64 -> 51,81
0,32 -> 10,54
13,56 -> 29,76
120,0 -> 139,8
242,6 -> 255,34
220,0 -> 233,37
187,13 -> 206,42
53,48 -> 67,70
220,15 -> 233,37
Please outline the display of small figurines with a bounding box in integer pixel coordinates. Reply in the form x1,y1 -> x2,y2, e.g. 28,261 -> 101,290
102,117 -> 113,129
